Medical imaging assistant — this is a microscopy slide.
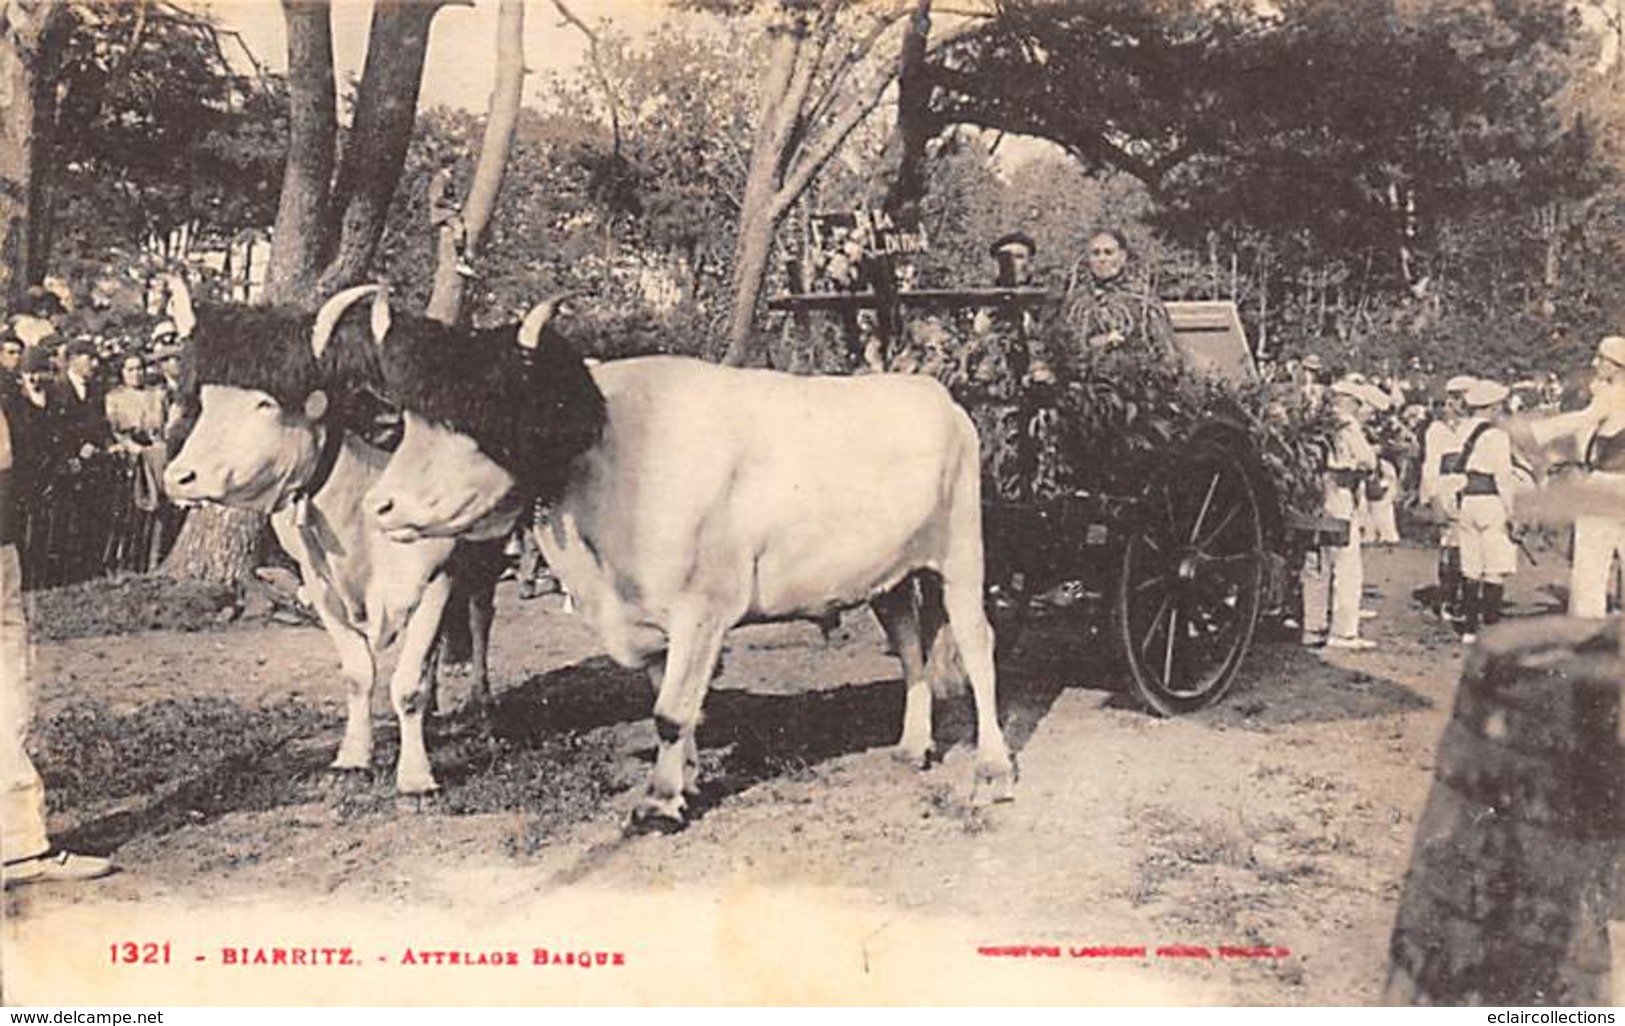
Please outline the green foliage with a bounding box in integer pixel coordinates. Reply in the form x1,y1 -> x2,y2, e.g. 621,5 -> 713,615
49,2 -> 285,261
1029,321 -> 1333,515
926,0 -> 1615,378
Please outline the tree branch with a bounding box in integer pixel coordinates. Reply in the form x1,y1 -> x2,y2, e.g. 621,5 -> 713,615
104,0 -> 148,83
427,0 -> 526,323
153,1 -> 273,90
803,1 -> 911,128
549,0 -> 621,155
769,67 -> 894,222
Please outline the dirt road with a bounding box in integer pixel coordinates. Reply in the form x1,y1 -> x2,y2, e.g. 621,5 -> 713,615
0,543 -> 1592,1004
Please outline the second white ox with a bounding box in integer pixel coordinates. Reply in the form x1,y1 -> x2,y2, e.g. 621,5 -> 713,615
359,296 -> 1018,828
163,284 -> 497,794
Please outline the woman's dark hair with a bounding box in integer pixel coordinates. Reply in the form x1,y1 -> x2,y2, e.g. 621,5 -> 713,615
26,288 -> 65,318
1086,227 -> 1132,256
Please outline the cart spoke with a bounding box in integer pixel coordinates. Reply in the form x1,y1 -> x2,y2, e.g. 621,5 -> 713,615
1195,501 -> 1243,553
1132,573 -> 1167,595
1162,607 -> 1179,687
1138,594 -> 1173,658
1187,471 -> 1222,545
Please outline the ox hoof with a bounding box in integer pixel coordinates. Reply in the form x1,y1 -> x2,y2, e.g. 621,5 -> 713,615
627,797 -> 687,836
318,766 -> 372,795
395,793 -> 441,814
971,760 -> 1018,806
329,752 -> 373,772
891,743 -> 937,770
395,776 -> 441,798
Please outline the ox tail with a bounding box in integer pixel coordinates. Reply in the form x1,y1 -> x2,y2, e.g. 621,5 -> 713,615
917,572 -> 968,697
922,402 -> 987,698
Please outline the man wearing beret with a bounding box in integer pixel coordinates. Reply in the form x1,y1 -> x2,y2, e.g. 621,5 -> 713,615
989,231 -> 1036,288
963,230 -> 1041,504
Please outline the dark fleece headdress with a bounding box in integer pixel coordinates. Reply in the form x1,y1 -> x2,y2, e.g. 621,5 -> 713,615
183,303 -> 385,410
377,311 -> 607,506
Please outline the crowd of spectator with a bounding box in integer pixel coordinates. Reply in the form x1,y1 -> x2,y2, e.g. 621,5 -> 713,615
1264,348 -> 1615,650
1264,354 -> 1570,545
0,284 -> 189,589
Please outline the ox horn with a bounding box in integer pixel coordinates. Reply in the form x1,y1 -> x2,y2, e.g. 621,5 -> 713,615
369,287 -> 392,346
311,284 -> 387,359
517,293 -> 573,351
164,274 -> 196,339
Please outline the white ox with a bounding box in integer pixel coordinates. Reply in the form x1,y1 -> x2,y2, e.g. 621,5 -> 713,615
360,298 -> 1017,828
163,285 -> 494,794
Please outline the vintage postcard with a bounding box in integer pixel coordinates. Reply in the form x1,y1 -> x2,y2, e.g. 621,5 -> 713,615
2,0 -> 1621,1007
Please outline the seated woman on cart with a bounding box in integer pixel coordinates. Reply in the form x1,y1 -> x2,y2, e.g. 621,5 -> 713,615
1036,228 -> 1180,376
904,225 -> 1182,507
1025,228 -> 1182,501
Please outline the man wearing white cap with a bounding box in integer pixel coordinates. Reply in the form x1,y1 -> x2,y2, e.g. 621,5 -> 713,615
1512,336 -> 1625,618
1300,379 -> 1379,649
1454,378 -> 1524,641
1420,375 -> 1475,619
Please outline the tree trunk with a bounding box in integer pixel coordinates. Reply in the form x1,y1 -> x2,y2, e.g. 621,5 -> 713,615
0,0 -> 69,306
165,1 -> 445,588
426,0 -> 525,325
160,507 -> 265,588
316,1 -> 443,294
880,0 -> 934,221
723,21 -> 805,367
0,8 -> 38,307
263,0 -> 337,307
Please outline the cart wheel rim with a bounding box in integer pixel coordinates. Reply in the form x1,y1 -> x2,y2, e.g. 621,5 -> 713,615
1115,439 -> 1264,714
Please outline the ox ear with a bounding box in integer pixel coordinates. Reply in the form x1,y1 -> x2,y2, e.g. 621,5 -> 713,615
303,390 -> 329,422
517,292 -> 574,351
312,284 -> 387,359
165,274 -> 196,339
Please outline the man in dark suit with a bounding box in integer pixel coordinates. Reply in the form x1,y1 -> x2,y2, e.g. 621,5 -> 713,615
49,339 -> 112,582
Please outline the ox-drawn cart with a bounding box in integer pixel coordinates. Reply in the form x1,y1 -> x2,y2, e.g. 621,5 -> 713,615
769,287 -> 1346,715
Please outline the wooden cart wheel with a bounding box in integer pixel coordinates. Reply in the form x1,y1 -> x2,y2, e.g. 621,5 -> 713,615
1114,437 -> 1265,714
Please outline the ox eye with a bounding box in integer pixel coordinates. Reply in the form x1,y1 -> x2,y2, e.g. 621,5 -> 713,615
257,397 -> 278,411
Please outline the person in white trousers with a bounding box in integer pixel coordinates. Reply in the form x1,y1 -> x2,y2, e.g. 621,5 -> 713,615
1301,380 -> 1378,650
1512,336 -> 1625,619
1453,380 -> 1525,643
1419,376 -> 1475,620
1357,384 -> 1402,545
1,403 -> 113,887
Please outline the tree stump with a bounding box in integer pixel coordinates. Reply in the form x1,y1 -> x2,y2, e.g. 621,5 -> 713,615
1386,616 -> 1623,1005
160,505 -> 265,587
